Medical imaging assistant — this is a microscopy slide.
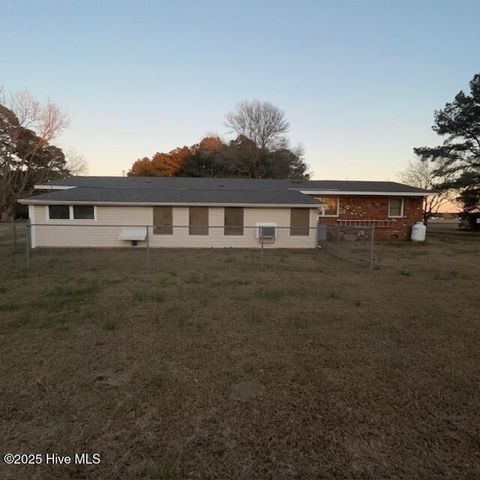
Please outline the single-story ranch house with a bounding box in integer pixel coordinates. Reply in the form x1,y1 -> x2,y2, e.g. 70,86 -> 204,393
20,177 -> 429,249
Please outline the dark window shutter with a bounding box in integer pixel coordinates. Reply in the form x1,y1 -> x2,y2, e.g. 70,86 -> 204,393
224,207 -> 244,235
290,208 -> 310,236
153,207 -> 173,234
189,207 -> 209,235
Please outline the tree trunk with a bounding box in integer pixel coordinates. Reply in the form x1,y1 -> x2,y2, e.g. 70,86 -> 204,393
423,212 -> 430,226
0,206 -> 13,221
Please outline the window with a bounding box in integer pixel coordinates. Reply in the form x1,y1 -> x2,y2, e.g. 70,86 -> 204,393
388,198 -> 404,218
189,207 -> 209,235
314,197 -> 339,216
290,208 -> 310,236
73,205 -> 95,219
48,205 -> 96,220
48,205 -> 70,219
153,206 -> 173,234
224,207 -> 244,235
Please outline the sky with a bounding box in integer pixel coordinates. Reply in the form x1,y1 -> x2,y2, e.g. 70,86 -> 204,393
1,0 -> 479,180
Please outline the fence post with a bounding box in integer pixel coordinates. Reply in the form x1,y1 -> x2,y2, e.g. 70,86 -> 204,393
260,237 -> 264,271
369,224 -> 375,270
11,217 -> 17,254
26,220 -> 31,269
145,225 -> 150,270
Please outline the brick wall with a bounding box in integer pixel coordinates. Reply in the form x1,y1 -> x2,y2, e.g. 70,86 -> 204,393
317,196 -> 424,240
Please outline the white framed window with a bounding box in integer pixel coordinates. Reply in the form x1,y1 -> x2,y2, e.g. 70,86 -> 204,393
388,198 -> 404,218
48,205 -> 96,220
48,205 -> 70,219
314,196 -> 339,217
73,205 -> 95,220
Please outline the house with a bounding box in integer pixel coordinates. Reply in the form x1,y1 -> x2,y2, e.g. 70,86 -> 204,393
19,177 -> 429,248
300,179 -> 428,240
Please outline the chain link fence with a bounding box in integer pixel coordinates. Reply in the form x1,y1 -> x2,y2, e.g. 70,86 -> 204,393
10,222 -> 375,271
0,220 -> 28,265
317,224 -> 375,268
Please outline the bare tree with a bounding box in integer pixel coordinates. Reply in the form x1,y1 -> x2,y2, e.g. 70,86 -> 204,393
9,90 -> 69,144
65,148 -> 88,175
225,100 -> 290,151
0,88 -> 69,219
399,158 -> 458,224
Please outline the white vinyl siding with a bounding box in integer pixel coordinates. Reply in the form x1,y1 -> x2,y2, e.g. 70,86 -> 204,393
30,205 -> 318,249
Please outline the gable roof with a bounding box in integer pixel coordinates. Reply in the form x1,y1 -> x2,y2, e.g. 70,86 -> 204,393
21,185 -> 321,207
20,176 -> 429,206
33,176 -> 430,195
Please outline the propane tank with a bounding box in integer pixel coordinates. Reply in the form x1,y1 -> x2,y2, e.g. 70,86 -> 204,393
411,222 -> 426,241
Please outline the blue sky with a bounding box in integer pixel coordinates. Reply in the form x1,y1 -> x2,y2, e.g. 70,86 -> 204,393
1,0 -> 479,179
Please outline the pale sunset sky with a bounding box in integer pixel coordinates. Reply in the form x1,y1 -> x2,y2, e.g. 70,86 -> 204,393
1,0 -> 479,181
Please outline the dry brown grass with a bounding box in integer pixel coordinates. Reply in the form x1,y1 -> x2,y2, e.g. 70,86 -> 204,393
0,231 -> 479,479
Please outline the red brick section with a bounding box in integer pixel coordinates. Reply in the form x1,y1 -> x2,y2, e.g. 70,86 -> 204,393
317,196 -> 424,240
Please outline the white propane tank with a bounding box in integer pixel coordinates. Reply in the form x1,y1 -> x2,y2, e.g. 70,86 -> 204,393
411,222 -> 427,241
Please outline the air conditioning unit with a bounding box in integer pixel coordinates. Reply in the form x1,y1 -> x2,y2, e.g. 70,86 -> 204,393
256,223 -> 276,243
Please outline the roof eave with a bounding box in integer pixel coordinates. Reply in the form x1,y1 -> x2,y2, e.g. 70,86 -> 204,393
299,190 -> 430,197
19,199 -> 321,208
33,185 -> 76,190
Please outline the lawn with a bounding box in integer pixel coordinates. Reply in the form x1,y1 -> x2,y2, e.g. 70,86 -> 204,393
0,231 -> 479,479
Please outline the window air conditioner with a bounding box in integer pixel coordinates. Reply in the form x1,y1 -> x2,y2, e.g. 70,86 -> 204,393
256,223 -> 276,243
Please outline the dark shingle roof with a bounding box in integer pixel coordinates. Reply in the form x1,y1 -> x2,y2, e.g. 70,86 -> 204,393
21,176 -> 429,205
24,186 -> 320,206
38,176 -> 295,191
35,176 -> 430,194
295,180 -> 429,194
